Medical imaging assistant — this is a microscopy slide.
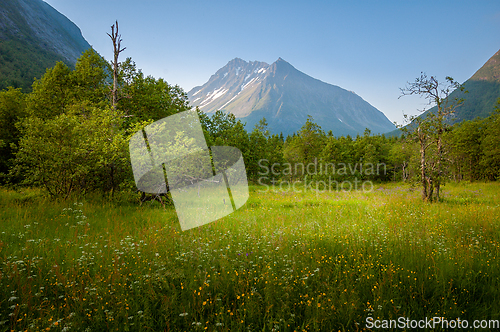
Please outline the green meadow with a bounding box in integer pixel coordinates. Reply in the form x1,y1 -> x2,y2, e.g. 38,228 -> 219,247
1,182 -> 499,331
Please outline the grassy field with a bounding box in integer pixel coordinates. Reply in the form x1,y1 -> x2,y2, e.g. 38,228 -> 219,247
0,182 -> 499,331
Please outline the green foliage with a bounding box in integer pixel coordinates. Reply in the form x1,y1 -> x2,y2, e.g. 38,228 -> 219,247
247,118 -> 284,182
118,59 -> 191,123
200,110 -> 248,148
0,87 -> 26,180
26,49 -> 110,120
26,61 -> 73,119
447,118 -> 484,181
387,140 -> 414,181
283,116 -> 325,179
479,105 -> 500,180
71,49 -> 111,106
12,106 -> 128,198
198,110 -> 256,180
443,99 -> 500,182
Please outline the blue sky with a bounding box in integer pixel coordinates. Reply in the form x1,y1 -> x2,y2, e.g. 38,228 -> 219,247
43,0 -> 500,125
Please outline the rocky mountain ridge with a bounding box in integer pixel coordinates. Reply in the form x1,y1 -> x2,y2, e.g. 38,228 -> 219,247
188,57 -> 396,136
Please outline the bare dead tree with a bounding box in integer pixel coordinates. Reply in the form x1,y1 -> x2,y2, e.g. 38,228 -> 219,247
107,21 -> 126,109
102,21 -> 126,195
400,73 -> 466,202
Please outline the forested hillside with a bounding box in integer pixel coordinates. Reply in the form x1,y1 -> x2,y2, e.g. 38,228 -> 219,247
0,0 -> 91,91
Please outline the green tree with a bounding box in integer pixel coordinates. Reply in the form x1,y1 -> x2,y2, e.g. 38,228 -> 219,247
447,118 -> 484,181
319,136 -> 343,181
12,106 -> 127,198
26,61 -> 72,119
25,49 -> 110,120
352,129 -> 387,181
246,118 -> 284,183
71,48 -> 111,107
283,116 -> 325,179
118,62 -> 191,124
0,87 -> 26,181
480,104 -> 500,180
388,138 -> 415,182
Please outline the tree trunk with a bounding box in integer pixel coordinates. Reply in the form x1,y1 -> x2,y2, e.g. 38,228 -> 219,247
427,177 -> 433,202
435,121 -> 443,202
418,127 -> 429,201
402,161 -> 408,182
107,21 -> 126,109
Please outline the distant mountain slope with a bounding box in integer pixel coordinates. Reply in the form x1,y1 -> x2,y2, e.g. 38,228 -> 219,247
450,49 -> 500,120
0,0 -> 91,91
388,48 -> 500,137
188,58 -> 396,137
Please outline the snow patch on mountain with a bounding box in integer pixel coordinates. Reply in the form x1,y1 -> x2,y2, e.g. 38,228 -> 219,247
199,87 -> 228,108
242,77 -> 259,90
211,87 -> 227,100
219,94 -> 239,110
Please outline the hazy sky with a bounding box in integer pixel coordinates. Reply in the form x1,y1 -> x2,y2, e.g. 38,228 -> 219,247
43,0 -> 500,125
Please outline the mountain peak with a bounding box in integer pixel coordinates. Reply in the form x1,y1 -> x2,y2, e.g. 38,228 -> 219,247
228,57 -> 247,64
188,58 -> 395,136
222,58 -> 268,71
271,58 -> 298,73
274,57 -> 291,66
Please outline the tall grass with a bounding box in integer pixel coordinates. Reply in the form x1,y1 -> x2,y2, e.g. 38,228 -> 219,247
0,182 -> 499,331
